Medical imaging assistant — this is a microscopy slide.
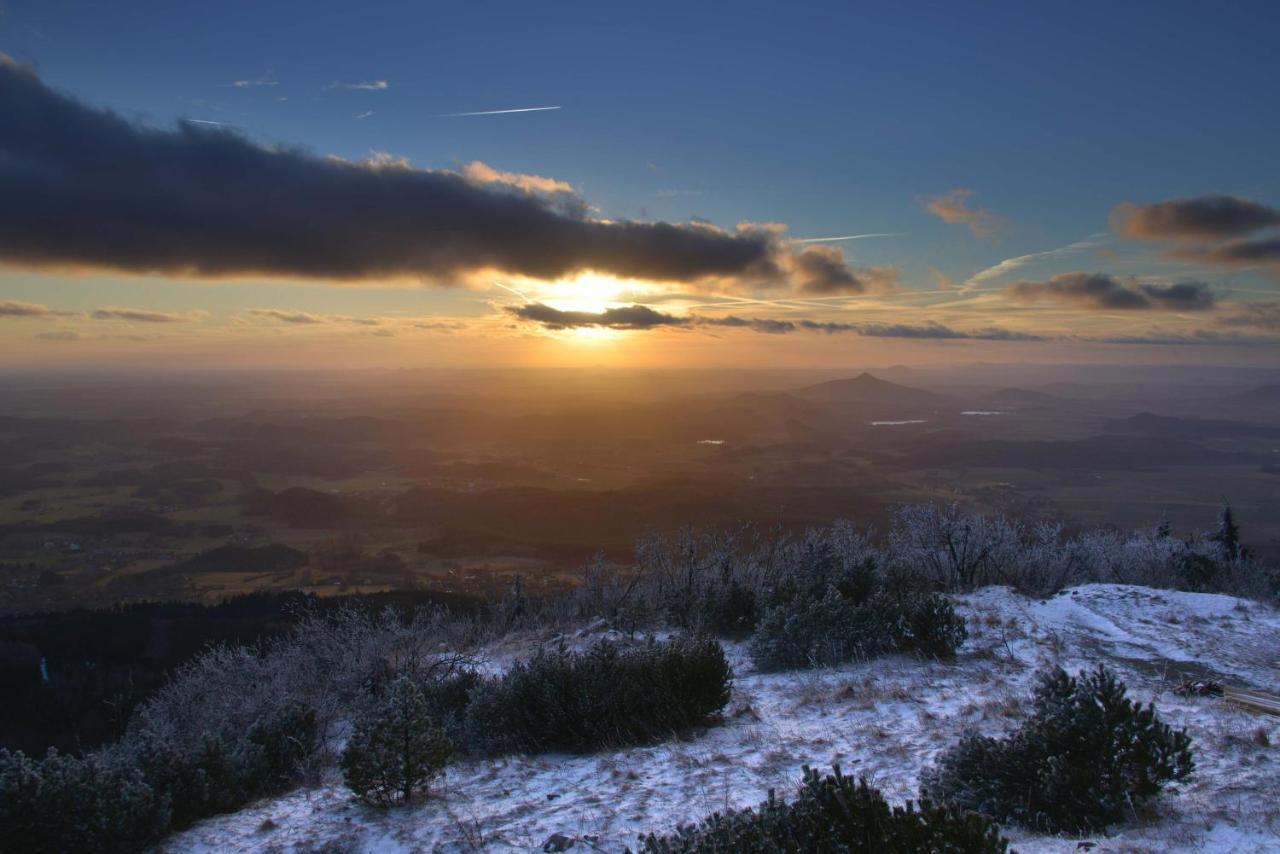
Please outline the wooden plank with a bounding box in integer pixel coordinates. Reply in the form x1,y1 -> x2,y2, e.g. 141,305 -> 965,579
1224,687 -> 1280,717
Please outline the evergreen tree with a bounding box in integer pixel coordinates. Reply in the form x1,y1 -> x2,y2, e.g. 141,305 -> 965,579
1154,512 -> 1172,539
1210,501 -> 1241,562
340,676 -> 453,808
921,665 -> 1193,833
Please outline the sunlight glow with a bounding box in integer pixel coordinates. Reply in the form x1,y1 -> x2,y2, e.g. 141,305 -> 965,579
539,273 -> 630,314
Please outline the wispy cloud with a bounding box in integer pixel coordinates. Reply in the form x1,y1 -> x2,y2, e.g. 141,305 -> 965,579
247,308 -> 385,326
1,299 -> 63,318
437,105 -> 560,117
325,79 -> 388,91
1217,301 -> 1280,330
227,73 -> 278,89
92,307 -> 202,323
354,110 -> 374,120
248,309 -> 326,325
962,234 -> 1108,290
411,320 -> 467,332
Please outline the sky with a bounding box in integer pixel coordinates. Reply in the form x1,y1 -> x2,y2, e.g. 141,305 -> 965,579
1,0 -> 1279,370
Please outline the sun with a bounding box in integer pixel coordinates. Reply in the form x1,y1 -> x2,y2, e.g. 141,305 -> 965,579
539,272 -> 629,314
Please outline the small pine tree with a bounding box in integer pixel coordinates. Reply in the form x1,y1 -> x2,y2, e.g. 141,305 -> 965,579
638,765 -> 1008,852
1210,501 -> 1241,562
1154,512 -> 1172,540
922,665 -> 1193,833
340,676 -> 453,808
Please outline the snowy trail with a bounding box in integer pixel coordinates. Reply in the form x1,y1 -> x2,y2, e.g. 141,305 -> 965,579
166,584 -> 1280,853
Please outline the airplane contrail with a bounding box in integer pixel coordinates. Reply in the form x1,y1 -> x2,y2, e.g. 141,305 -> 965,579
492,280 -> 532,302
186,118 -> 233,126
438,106 -> 561,117
792,232 -> 903,243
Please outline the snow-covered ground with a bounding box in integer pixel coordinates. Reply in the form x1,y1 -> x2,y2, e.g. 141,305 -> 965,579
166,584 -> 1280,852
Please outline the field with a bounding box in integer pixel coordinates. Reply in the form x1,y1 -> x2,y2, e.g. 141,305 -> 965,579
2,365 -> 1279,614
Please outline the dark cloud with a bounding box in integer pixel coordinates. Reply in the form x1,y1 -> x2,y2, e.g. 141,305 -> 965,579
856,322 -> 1046,341
91,307 -> 195,323
797,320 -> 857,333
1172,237 -> 1280,267
1006,273 -> 1215,311
789,246 -> 898,295
1138,281 -> 1216,311
702,316 -> 795,334
1111,196 -> 1280,240
504,303 -> 688,330
0,55 -> 875,293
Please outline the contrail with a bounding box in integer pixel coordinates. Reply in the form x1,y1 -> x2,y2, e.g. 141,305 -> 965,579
961,233 -> 1108,291
492,280 -> 532,302
792,232 -> 903,243
438,106 -> 561,117
186,118 -> 232,126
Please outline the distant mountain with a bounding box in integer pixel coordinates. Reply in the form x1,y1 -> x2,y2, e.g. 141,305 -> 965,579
794,372 -> 950,409
1103,412 -> 1280,440
1221,383 -> 1280,408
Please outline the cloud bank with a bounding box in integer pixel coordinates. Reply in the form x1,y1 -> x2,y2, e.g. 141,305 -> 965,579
0,55 -> 881,295
504,302 -> 1040,340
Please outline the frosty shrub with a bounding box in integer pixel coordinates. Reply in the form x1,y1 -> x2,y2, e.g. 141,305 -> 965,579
748,561 -> 966,671
0,747 -> 168,854
637,765 -> 1008,853
133,699 -> 319,829
888,503 -> 1023,590
0,697 -> 320,850
340,676 -> 454,808
464,636 -> 731,755
921,665 -> 1193,833
413,667 -> 483,747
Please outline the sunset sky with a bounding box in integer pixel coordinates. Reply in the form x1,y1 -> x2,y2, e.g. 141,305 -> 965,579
1,0 -> 1278,369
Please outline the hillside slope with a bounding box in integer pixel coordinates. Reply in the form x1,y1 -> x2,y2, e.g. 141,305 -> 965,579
168,584 -> 1280,853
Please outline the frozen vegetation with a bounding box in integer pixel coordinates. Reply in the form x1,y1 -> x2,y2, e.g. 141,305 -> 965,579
4,503 -> 1278,852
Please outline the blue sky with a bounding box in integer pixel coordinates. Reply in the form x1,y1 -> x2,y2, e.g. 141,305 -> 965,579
2,1 -> 1279,368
